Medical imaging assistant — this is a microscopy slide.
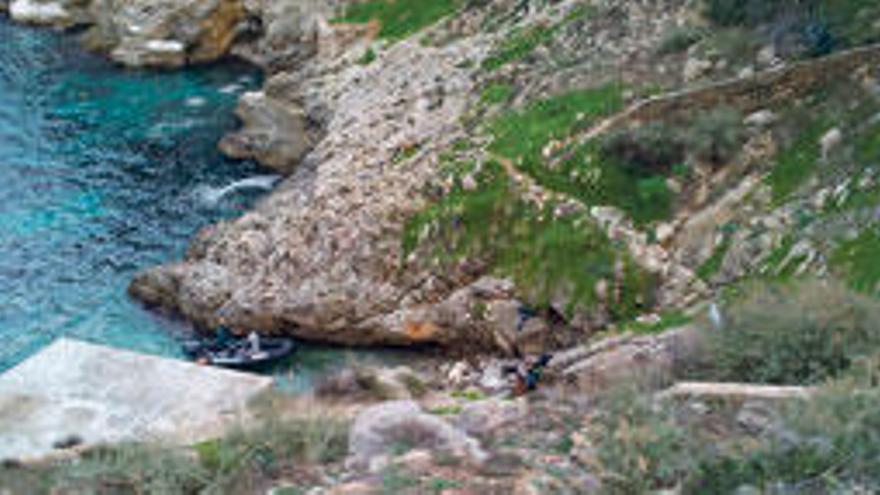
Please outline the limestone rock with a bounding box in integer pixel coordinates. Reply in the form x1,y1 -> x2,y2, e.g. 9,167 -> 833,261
346,400 -> 487,472
130,34 -> 487,347
84,0 -> 246,67
455,398 -> 528,439
219,88 -> 316,174
556,326 -> 703,393
744,109 -> 777,128
683,57 -> 712,82
9,0 -> 82,26
820,127 -> 843,161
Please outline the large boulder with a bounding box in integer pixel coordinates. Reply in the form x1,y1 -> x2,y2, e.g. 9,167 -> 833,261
346,400 -> 487,472
218,84 -> 317,174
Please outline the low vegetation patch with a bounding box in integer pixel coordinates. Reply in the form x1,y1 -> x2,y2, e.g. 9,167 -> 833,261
404,160 -> 655,320
699,279 -> 880,385
489,85 -> 679,225
688,378 -> 880,492
702,0 -> 880,53
766,118 -> 829,204
6,413 -> 350,494
334,0 -> 462,40
479,81 -> 515,106
831,227 -> 880,295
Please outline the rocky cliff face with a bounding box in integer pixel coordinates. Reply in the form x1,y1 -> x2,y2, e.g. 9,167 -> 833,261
130,13 -> 492,346
9,0 -> 879,352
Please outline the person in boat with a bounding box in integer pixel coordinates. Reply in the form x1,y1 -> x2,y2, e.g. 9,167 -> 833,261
247,331 -> 261,354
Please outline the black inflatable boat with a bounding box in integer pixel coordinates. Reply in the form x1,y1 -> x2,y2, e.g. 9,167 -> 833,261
182,335 -> 295,370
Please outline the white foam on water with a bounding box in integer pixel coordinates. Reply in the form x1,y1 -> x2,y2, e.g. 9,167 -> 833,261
196,174 -> 281,206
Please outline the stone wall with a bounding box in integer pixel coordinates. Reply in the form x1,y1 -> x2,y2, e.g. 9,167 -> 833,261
615,43 -> 880,127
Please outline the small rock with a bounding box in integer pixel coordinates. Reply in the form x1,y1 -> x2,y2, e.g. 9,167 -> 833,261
744,109 -> 777,128
447,361 -> 470,387
461,174 -> 478,191
736,401 -> 776,435
738,66 -> 755,78
683,57 -> 713,82
820,127 -> 843,161
756,45 -> 778,67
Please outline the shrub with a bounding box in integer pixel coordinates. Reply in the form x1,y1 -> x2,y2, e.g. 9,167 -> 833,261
334,0 -> 462,40
702,279 -> 880,385
600,124 -> 685,177
832,227 -> 880,295
702,0 -> 810,28
689,379 -> 880,492
588,388 -> 698,492
686,107 -> 745,166
53,443 -> 209,494
658,26 -> 704,55
47,412 -> 349,494
480,82 -> 515,105
358,48 -> 377,65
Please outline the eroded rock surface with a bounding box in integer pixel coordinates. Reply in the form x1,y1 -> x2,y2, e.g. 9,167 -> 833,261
131,31 -> 491,346
10,0 -> 246,67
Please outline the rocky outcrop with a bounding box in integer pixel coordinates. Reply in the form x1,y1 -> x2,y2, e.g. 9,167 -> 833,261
8,0 -> 247,67
130,33 -> 490,346
551,325 -> 704,393
86,0 -> 246,67
346,400 -> 487,472
218,76 -> 318,174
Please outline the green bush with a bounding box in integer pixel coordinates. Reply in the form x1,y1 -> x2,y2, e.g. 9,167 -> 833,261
358,48 -> 377,65
702,0 -> 807,28
832,228 -> 880,295
53,443 -> 209,494
334,0 -> 462,40
404,161 -> 655,320
689,379 -> 880,492
657,26 -> 704,55
686,107 -> 745,166
589,388 -> 698,492
703,279 -> 880,385
600,124 -> 685,177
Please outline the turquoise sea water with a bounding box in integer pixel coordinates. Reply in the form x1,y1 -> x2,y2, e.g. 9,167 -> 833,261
0,19 -> 417,390
0,19 -> 268,372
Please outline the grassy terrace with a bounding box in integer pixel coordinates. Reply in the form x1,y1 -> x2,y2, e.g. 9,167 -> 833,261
487,84 -> 681,225
404,160 -> 654,319
333,0 -> 462,40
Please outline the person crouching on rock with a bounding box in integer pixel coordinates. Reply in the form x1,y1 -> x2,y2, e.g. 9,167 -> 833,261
505,353 -> 553,396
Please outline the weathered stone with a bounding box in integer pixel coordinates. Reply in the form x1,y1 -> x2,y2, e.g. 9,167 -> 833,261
0,339 -> 271,462
744,109 -> 777,128
219,89 -> 316,174
9,0 -> 81,26
455,398 -> 528,439
346,400 -> 487,472
81,0 -> 245,67
820,127 -> 843,161
558,326 -> 703,393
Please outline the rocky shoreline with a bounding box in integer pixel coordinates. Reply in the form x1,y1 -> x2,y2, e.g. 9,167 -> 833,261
6,0 -> 880,357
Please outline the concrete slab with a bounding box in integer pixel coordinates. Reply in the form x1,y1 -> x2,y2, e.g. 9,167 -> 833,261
0,338 -> 273,462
